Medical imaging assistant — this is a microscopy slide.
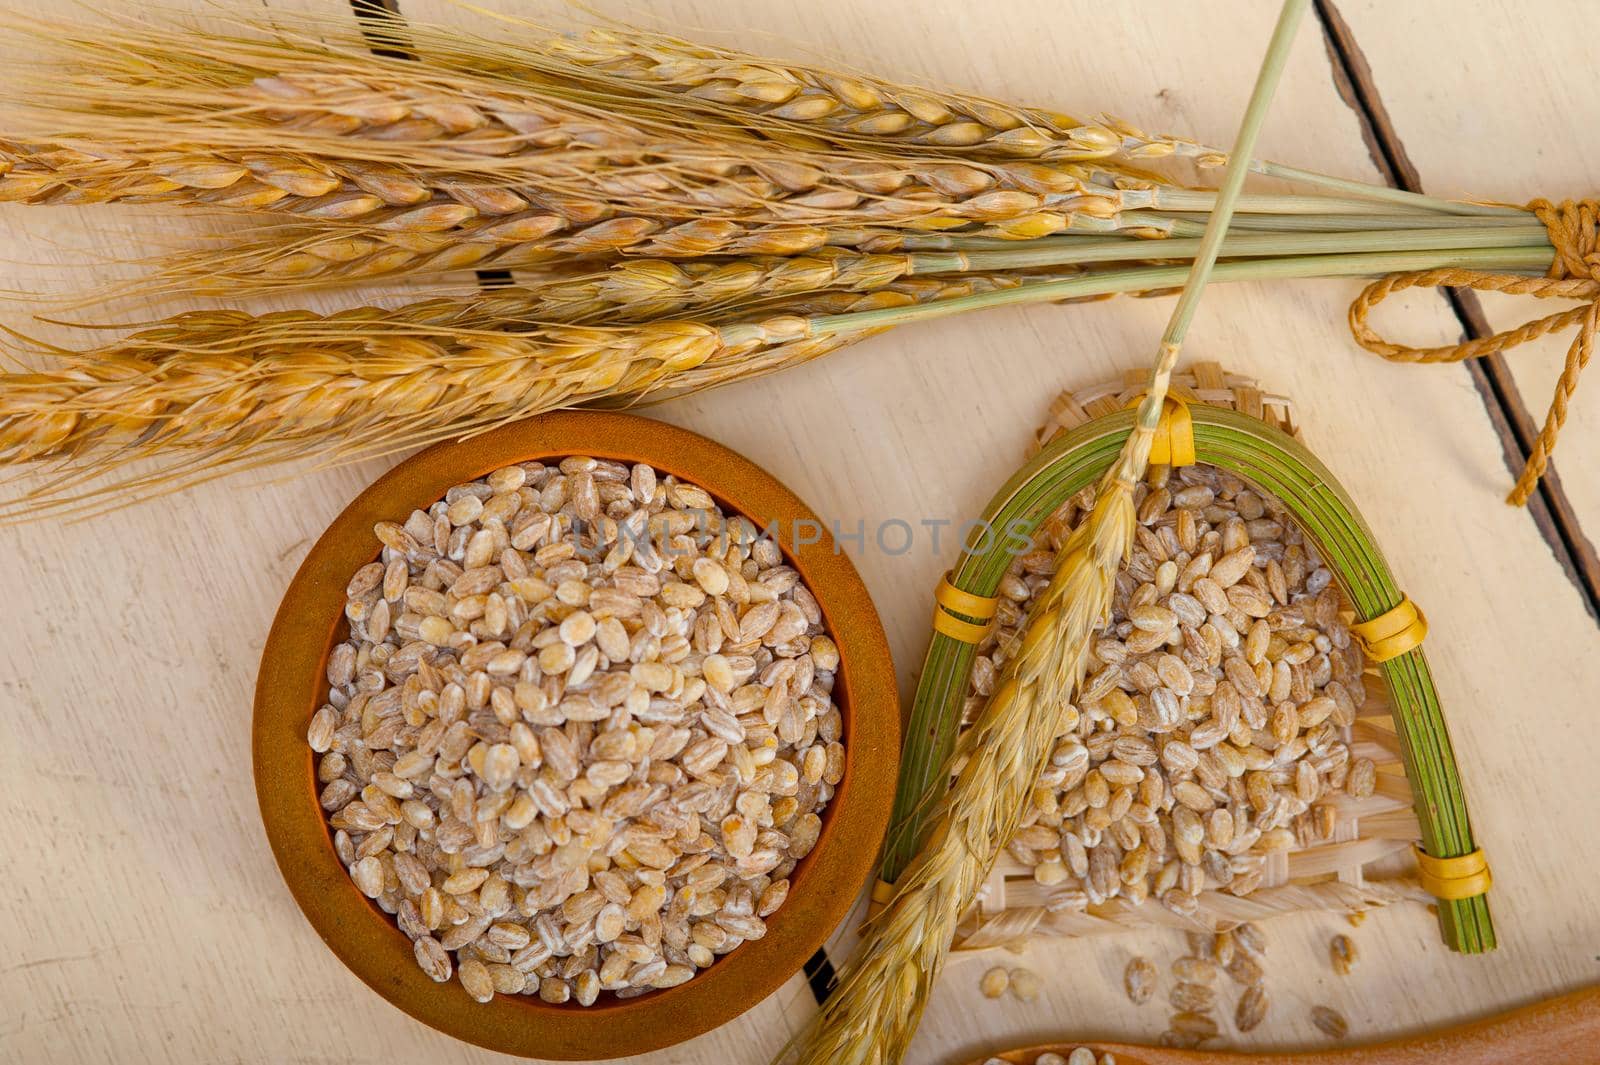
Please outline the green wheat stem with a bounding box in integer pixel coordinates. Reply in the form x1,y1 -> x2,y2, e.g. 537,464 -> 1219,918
786,245 -> 1551,341
883,407 -> 1495,952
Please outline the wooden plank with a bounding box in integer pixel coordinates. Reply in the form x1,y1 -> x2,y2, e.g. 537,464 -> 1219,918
1328,0 -> 1600,603
0,2 -> 813,1062
1311,0 -> 1599,614
1,1 -> 1597,1062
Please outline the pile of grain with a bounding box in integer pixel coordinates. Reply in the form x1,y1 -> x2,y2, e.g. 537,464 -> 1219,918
968,460 -> 1376,1048
308,457 -> 843,1004
966,462 -> 1374,916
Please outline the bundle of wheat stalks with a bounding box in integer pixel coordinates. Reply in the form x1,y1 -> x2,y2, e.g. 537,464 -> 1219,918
0,8 -> 1561,518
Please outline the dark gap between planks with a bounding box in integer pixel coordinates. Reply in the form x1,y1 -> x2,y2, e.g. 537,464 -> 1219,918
348,0 -> 517,292
1315,0 -> 1600,623
349,0 -> 411,59
802,948 -> 839,1003
346,0 -> 841,1007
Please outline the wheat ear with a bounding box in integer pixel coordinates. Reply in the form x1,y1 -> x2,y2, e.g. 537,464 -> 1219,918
531,22 -> 1418,204
778,6 -> 1304,1064
531,25 -> 1118,159
535,24 -> 1234,175
781,485 -> 1134,1065
103,252 -> 923,344
0,121 -> 1105,226
0,316 -> 786,510
0,266 -> 1038,519
0,16 -> 1138,292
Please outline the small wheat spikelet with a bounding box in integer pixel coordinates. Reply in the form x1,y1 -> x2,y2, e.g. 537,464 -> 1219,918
780,5 -> 1304,1063
0,316 -> 826,518
0,13 -> 1138,294
782,476 -> 1134,1065
0,260 -> 1039,521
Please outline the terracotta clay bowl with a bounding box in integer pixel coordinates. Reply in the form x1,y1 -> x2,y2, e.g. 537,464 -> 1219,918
253,411 -> 899,1059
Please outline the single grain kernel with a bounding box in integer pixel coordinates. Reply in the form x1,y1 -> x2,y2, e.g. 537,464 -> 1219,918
1009,967 -> 1041,1002
979,966 -> 1010,998
1311,1005 -> 1349,1040
1124,956 -> 1157,1005
1329,934 -> 1356,975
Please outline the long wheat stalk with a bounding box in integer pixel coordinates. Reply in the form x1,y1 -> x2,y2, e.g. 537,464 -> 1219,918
36,221 -> 1550,352
0,270 -> 1041,519
778,6 -> 1305,1063
782,496 -> 1133,1064
0,241 -> 1550,519
12,11 -> 1511,297
536,20 -> 1538,226
0,315 -> 826,518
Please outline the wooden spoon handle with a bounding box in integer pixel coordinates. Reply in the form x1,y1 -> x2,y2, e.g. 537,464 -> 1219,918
970,983 -> 1600,1065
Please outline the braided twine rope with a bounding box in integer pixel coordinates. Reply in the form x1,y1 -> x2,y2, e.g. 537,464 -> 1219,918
955,363 -> 1427,951
1350,198 -> 1599,506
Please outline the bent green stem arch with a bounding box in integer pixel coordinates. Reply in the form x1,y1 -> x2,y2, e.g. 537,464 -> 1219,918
882,404 -> 1495,954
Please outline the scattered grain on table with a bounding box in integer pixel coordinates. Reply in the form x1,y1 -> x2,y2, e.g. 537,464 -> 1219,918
1330,934 -> 1357,975
980,966 -> 1010,999
1312,1004 -> 1350,1040
1234,984 -> 1268,1032
1010,966 -> 1042,1002
1124,956 -> 1157,1004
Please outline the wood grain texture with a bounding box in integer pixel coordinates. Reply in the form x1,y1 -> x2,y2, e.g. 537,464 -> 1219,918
2,2 -> 1599,1063
1333,0 -> 1600,576
1310,0 -> 1600,612
964,982 -> 1600,1064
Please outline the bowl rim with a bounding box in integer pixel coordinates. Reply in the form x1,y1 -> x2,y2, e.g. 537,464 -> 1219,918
253,410 -> 899,1059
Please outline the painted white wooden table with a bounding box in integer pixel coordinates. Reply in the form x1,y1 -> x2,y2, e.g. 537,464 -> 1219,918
3,2 -> 1597,1063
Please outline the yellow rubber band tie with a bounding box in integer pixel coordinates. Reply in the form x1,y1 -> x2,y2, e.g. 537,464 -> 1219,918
932,606 -> 993,643
865,878 -> 897,919
932,571 -> 999,643
935,572 -> 999,621
1125,395 -> 1196,467
1351,595 -> 1428,661
1413,844 -> 1493,901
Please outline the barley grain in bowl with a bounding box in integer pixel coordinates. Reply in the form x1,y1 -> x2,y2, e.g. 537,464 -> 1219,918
256,411 -> 897,1058
312,455 -> 845,1004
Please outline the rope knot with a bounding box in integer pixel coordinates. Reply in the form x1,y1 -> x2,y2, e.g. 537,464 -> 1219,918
1529,198 -> 1600,282
1348,198 -> 1600,505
